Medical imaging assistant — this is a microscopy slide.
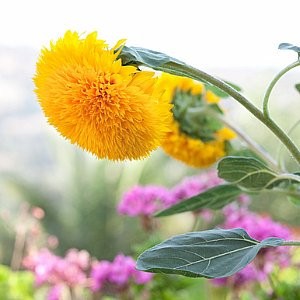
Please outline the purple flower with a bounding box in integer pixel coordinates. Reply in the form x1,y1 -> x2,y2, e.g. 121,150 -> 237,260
108,254 -> 135,286
133,270 -> 153,284
23,248 -> 89,287
90,261 -> 111,292
213,264 -> 266,287
118,170 -> 222,218
170,171 -> 222,205
90,253 -> 153,293
23,249 -> 58,285
222,205 -> 291,241
47,284 -> 63,300
117,185 -> 171,217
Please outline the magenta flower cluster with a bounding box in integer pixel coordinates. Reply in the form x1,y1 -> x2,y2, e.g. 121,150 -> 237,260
91,253 -> 153,292
23,248 -> 89,287
117,171 -> 222,217
213,204 -> 292,287
23,249 -> 152,299
23,248 -> 89,299
117,185 -> 172,217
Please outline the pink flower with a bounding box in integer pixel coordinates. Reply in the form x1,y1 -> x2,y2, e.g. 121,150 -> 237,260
90,261 -> 111,292
222,205 -> 291,242
47,284 -> 63,300
170,171 -> 222,206
108,255 -> 135,286
23,249 -> 58,285
118,170 -> 222,218
23,248 -> 89,287
90,253 -> 153,293
117,186 -> 171,217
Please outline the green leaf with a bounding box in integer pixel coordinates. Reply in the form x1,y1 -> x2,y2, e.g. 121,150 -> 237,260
119,46 -> 182,68
137,228 -> 284,278
278,43 -> 300,53
295,83 -> 300,94
155,185 -> 241,217
218,156 -> 300,192
118,46 -> 241,97
217,156 -> 279,190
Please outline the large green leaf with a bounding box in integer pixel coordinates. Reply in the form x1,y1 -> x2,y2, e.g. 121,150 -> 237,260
137,228 -> 284,278
118,46 -> 241,97
155,185 -> 241,217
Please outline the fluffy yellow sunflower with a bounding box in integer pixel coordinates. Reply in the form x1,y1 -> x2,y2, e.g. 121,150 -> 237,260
158,73 -> 236,168
34,31 -> 172,160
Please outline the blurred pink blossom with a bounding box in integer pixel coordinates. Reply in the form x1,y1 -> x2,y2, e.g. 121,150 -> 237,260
118,171 -> 222,220
117,185 -> 171,217
169,171 -> 222,206
47,284 -> 63,300
23,248 -> 89,287
90,253 -> 153,293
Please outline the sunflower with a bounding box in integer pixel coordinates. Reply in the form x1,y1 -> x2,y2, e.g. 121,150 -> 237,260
34,31 -> 172,160
158,73 -> 236,168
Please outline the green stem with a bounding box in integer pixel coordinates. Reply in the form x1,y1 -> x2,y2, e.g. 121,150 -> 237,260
190,107 -> 279,171
263,61 -> 300,118
282,240 -> 300,246
278,119 -> 300,170
159,62 -> 300,165
221,116 -> 280,171
191,214 -> 202,231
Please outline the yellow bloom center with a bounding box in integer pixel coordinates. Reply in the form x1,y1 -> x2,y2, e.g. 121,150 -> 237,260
34,31 -> 172,160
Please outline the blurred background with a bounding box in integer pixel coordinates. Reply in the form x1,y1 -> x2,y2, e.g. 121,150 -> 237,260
0,0 -> 300,266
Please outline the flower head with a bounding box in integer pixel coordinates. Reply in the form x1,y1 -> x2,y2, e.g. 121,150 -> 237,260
157,73 -> 236,167
34,31 -> 172,160
22,248 -> 89,287
117,185 -> 172,217
90,253 -> 152,292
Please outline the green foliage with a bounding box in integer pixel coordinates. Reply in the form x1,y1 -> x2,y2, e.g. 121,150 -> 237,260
137,228 -> 284,278
218,156 -> 278,190
0,265 -> 34,300
145,274 -> 208,300
278,43 -> 300,54
118,46 -> 241,97
295,83 -> 300,94
155,185 -> 241,217
218,156 -> 300,191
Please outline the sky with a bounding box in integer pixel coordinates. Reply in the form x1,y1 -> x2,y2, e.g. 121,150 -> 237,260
1,0 -> 300,69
